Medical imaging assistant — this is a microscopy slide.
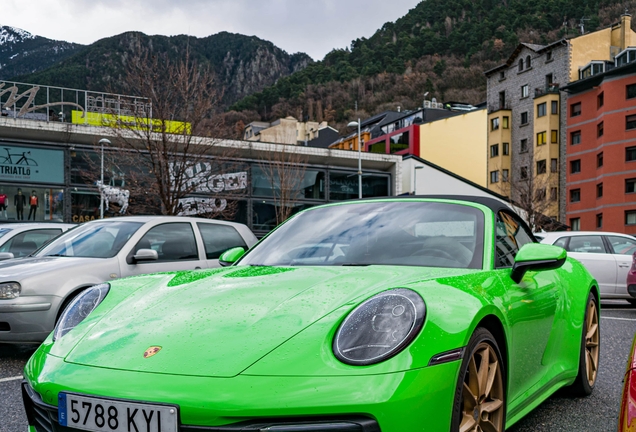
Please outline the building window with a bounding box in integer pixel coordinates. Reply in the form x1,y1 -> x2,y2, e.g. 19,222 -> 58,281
627,115 -> 636,130
490,170 -> 499,183
597,92 -> 604,108
550,187 -> 558,201
536,188 -> 546,201
491,117 -> 500,131
537,131 -> 547,146
546,51 -> 553,61
537,159 -> 547,174
627,146 -> 636,161
571,131 -> 581,145
551,100 -> 559,114
596,214 -> 603,229
597,183 -> 603,198
490,144 -> 499,158
627,83 -> 636,99
597,121 -> 604,137
597,152 -> 604,167
521,112 -> 528,125
521,85 -> 529,98
521,166 -> 528,179
499,91 -> 506,108
571,218 -> 581,231
503,142 -> 510,155
551,158 -> 558,173
518,59 -> 524,72
526,55 -> 531,69
499,72 -> 505,81
502,169 -> 509,182
520,139 -> 528,153
537,102 -> 547,117
626,178 -> 636,193
627,211 -> 636,225
571,159 -> 581,173
502,116 -> 509,129
570,189 -> 581,202
551,130 -> 558,143
571,102 -> 581,117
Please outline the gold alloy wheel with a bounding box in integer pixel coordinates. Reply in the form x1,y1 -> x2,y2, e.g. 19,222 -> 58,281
460,342 -> 504,432
585,301 -> 600,387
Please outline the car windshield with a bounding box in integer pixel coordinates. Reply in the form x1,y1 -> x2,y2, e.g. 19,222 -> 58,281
35,221 -> 143,258
240,201 -> 484,269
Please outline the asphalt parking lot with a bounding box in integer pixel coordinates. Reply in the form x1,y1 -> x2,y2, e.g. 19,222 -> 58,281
1,299 -> 635,432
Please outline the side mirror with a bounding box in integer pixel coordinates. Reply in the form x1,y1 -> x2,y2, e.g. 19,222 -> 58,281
133,249 -> 159,262
219,247 -> 245,267
511,243 -> 566,284
0,252 -> 14,261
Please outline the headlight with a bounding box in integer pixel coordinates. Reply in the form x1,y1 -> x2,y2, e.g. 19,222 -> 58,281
333,289 -> 425,366
0,282 -> 21,299
53,284 -> 110,341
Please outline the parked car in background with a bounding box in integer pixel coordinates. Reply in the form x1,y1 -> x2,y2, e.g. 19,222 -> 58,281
0,223 -> 74,260
540,231 -> 636,303
21,197 -> 599,432
0,216 -> 257,343
619,333 -> 636,431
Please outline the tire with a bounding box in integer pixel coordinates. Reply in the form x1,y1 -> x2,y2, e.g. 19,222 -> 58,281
566,292 -> 600,397
451,328 -> 506,432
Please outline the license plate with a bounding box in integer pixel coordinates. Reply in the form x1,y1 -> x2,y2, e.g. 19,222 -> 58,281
58,392 -> 178,432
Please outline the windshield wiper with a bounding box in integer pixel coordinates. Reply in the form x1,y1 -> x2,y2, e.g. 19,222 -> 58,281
44,254 -> 69,257
340,263 -> 371,266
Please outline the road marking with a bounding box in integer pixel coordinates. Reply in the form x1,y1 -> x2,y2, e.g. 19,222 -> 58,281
0,375 -> 22,383
601,316 -> 636,321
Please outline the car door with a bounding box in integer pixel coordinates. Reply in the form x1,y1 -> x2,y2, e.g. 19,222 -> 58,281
495,211 -> 561,403
605,235 -> 636,295
120,222 -> 206,277
561,235 -> 616,297
196,222 -> 249,268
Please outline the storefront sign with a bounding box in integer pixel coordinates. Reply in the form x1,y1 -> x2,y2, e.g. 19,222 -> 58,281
71,111 -> 190,134
0,145 -> 64,184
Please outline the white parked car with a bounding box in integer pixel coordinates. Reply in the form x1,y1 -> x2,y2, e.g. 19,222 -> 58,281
540,231 -> 636,302
0,216 -> 257,343
0,223 -> 74,260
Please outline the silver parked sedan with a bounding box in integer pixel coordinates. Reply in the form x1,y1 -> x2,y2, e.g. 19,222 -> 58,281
540,230 -> 636,302
0,216 -> 257,343
0,223 -> 74,260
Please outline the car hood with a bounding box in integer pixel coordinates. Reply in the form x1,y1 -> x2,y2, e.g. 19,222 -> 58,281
0,256 -> 105,281
64,265 -> 473,377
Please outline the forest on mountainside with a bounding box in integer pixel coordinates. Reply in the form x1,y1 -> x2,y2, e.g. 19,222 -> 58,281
229,0 -> 636,133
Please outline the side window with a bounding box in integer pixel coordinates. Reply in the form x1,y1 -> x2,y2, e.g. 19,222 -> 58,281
606,235 -> 636,255
494,211 -> 534,268
134,223 -> 198,262
197,223 -> 247,259
0,229 -> 62,257
553,237 -> 568,249
566,236 -> 606,254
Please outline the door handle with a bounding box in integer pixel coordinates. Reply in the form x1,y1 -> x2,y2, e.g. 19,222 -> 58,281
619,264 -> 631,268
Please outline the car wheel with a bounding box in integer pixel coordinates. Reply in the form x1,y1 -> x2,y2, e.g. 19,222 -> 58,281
566,292 -> 600,396
451,328 -> 506,432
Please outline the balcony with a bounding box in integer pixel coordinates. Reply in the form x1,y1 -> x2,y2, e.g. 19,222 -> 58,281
534,84 -> 560,98
488,103 -> 511,114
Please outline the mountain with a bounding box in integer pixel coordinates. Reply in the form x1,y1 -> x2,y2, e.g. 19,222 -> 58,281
229,0 -> 626,127
10,31 -> 312,107
0,26 -> 83,80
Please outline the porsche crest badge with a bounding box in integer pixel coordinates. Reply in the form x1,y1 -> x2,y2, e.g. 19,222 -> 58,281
143,346 -> 162,358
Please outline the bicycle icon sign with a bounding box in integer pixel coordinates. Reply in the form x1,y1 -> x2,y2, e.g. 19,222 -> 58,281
0,148 -> 38,166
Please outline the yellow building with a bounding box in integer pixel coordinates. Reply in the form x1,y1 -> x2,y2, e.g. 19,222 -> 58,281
329,131 -> 372,151
419,108 -> 488,187
486,109 -> 512,195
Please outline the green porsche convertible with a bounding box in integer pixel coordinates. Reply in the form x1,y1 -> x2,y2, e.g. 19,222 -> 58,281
22,197 -> 599,432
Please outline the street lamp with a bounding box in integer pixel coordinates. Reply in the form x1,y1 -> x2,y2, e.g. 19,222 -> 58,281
413,165 -> 424,195
98,138 -> 111,219
347,120 -> 362,199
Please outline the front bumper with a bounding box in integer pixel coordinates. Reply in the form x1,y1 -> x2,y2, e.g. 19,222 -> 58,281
24,350 -> 460,431
0,295 -> 60,343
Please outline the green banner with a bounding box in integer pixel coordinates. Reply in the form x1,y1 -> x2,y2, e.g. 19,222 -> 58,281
0,144 -> 64,184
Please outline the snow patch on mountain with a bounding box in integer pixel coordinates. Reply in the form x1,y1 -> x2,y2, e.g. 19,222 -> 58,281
0,26 -> 36,46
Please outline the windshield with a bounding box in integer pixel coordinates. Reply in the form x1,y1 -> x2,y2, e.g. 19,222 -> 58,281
0,228 -> 12,240
240,201 -> 485,269
36,221 -> 143,258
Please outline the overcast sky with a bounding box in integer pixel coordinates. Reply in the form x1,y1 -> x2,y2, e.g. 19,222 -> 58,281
3,0 -> 422,60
